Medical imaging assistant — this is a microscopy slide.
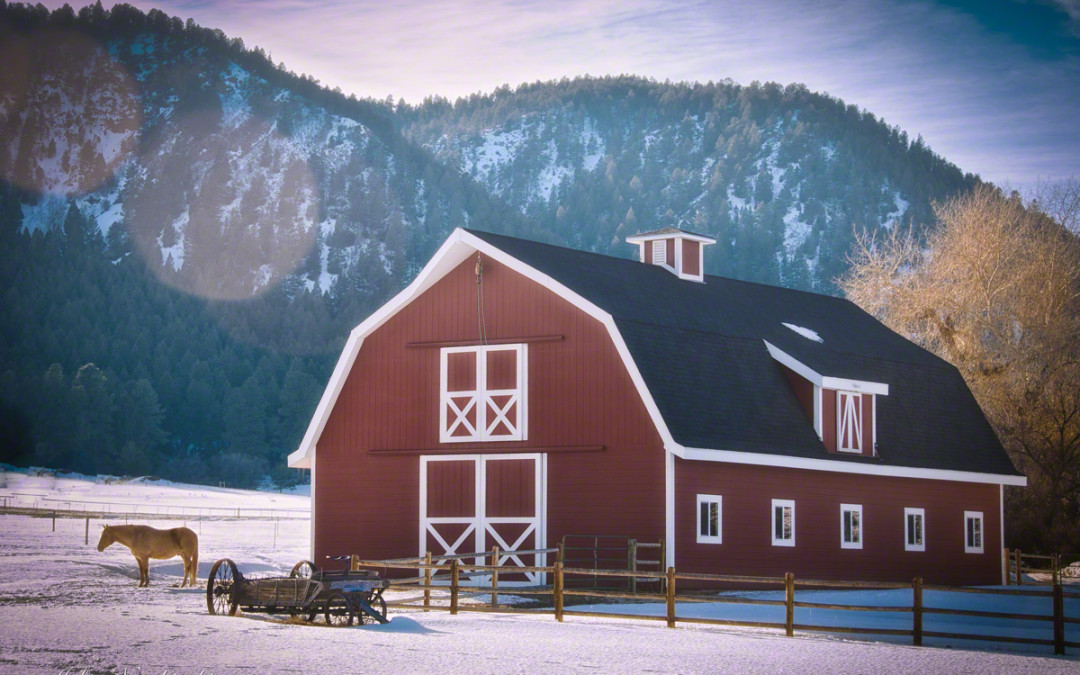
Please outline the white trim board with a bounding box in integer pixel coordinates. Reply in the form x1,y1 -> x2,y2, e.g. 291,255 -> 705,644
672,445 -> 1027,486
763,341 -> 889,396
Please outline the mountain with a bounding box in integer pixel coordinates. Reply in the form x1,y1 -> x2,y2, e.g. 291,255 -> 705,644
400,78 -> 976,291
0,2 -> 979,485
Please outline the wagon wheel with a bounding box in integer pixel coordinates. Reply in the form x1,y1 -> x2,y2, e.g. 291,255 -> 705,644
206,559 -> 240,616
323,590 -> 354,627
289,560 -> 317,579
288,561 -> 318,621
356,591 -> 388,624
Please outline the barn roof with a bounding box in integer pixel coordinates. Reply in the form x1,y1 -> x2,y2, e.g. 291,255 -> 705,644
466,229 -> 1021,479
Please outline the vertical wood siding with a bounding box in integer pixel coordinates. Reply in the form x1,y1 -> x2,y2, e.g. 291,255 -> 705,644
313,256 -> 665,567
682,239 -> 700,277
675,459 -> 1002,585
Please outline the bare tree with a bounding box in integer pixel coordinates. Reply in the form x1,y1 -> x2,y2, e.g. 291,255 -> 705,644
1031,177 -> 1080,233
841,184 -> 1080,551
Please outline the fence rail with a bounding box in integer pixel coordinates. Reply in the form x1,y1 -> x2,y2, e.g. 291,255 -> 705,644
343,546 -> 1080,656
0,493 -> 308,521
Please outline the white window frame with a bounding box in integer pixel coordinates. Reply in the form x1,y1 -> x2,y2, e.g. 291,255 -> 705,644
840,503 -> 863,549
965,511 -> 984,554
696,494 -> 723,544
837,390 -> 863,453
904,507 -> 925,552
771,499 -> 795,547
439,344 -> 527,443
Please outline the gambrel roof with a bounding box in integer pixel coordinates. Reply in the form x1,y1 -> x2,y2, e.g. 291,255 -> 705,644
291,227 -> 1023,485
466,229 -> 1022,480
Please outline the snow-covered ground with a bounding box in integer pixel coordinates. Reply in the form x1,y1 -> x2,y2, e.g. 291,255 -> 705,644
0,473 -> 1077,673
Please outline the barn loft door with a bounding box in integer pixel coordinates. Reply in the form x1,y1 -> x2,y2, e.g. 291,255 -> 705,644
420,453 -> 546,586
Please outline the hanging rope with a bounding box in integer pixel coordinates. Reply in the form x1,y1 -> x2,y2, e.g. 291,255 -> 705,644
475,254 -> 488,345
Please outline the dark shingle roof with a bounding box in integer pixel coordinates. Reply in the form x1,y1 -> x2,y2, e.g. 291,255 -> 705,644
469,229 -> 1021,477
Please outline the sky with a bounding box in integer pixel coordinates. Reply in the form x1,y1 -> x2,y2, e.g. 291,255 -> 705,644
39,0 -> 1080,188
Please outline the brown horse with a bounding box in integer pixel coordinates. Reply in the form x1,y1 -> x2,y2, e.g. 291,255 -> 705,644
97,524 -> 199,587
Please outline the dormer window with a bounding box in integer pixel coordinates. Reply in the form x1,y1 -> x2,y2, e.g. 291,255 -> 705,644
626,227 -> 715,282
764,341 -> 887,458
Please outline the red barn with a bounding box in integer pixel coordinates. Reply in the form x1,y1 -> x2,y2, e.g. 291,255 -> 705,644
289,227 -> 1025,585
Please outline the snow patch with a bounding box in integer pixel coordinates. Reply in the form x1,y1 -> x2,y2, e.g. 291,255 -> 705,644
782,206 -> 811,259
782,322 -> 823,343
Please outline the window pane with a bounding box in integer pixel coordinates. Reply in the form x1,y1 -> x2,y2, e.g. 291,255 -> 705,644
700,502 -> 709,536
844,511 -> 852,542
775,506 -> 784,539
709,503 -> 719,537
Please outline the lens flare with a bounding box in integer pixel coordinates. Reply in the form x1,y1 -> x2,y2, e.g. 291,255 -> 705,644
0,29 -> 140,196
126,110 -> 320,301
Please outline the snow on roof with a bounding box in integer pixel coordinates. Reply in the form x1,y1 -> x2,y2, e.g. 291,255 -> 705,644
782,322 -> 824,343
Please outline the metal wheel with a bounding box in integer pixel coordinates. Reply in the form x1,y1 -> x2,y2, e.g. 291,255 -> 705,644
206,558 -> 240,616
357,591 -> 388,624
288,561 -> 319,621
289,560 -> 317,579
323,590 -> 354,627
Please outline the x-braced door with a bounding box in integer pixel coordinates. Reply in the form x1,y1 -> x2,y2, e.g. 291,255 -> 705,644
419,453 -> 546,586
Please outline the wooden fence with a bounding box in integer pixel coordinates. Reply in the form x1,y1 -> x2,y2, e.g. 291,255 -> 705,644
1004,548 -> 1080,586
347,546 -> 1080,656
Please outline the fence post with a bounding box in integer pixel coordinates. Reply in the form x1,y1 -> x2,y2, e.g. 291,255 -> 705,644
85,517 -> 89,545
423,552 -> 432,612
491,546 -> 499,608
1053,553 -> 1060,586
350,554 -> 358,572
554,561 -> 564,623
450,560 -> 459,616
1015,549 -> 1023,586
1054,582 -> 1065,655
666,566 -> 676,628
785,572 -> 795,637
1004,548 -> 1011,585
557,542 -> 564,565
52,511 -> 56,532
912,577 -> 923,646
630,539 -> 637,595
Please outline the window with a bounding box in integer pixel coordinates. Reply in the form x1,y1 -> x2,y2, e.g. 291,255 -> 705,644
841,504 -> 863,549
772,499 -> 795,547
837,391 -> 863,452
904,507 -> 925,552
696,494 -> 722,544
965,511 -> 984,554
440,344 -> 527,443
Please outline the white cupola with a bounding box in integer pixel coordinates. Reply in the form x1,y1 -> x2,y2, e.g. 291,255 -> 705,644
625,227 -> 716,282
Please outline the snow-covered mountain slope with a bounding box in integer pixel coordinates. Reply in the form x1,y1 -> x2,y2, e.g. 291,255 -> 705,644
403,78 -> 976,291
0,7 -> 528,303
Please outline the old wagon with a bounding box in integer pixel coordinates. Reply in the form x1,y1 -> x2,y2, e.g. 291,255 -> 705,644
206,558 -> 389,626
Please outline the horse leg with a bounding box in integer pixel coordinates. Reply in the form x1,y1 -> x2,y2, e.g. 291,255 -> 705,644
137,556 -> 149,587
181,554 -> 192,587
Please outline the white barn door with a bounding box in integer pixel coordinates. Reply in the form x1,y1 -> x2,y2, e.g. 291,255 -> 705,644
419,454 -> 546,586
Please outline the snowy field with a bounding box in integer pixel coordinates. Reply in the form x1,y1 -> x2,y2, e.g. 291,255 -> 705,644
0,472 -> 1077,674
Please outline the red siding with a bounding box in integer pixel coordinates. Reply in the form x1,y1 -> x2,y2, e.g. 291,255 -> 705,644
486,459 -> 534,518
682,240 -> 700,277
675,459 -> 1001,585
822,389 -> 837,452
313,255 -> 665,567
426,460 -> 475,518
665,238 -> 675,266
781,365 -> 814,422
